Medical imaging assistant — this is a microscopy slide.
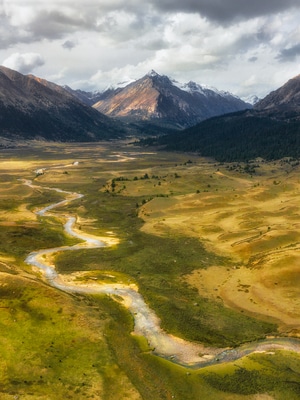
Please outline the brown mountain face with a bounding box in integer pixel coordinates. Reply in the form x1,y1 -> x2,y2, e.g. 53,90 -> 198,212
255,74 -> 300,119
94,75 -> 160,119
0,66 -> 123,141
93,71 -> 250,129
0,66 -> 80,109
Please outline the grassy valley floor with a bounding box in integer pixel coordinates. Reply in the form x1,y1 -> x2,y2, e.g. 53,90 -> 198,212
0,142 -> 299,399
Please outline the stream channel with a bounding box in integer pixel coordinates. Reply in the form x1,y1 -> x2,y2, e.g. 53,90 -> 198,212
22,178 -> 300,369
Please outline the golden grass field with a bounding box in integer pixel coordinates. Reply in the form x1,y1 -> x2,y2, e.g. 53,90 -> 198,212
138,160 -> 300,334
0,141 -> 300,399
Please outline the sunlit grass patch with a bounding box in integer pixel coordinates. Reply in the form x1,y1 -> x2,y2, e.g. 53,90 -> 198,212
0,275 -> 105,398
202,350 -> 300,399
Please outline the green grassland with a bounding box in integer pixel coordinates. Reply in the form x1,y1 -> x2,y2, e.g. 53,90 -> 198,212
0,142 -> 299,399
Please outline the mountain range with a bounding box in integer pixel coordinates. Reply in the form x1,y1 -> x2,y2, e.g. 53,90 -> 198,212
144,74 -> 300,161
0,67 -> 252,141
72,70 -> 251,131
1,65 -> 300,161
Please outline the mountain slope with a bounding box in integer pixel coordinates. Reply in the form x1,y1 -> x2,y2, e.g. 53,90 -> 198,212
255,74 -> 300,119
0,66 -> 124,141
93,71 -> 250,129
142,74 -> 300,161
145,110 -> 300,161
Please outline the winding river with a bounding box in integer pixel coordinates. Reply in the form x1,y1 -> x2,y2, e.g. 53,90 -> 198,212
22,178 -> 300,369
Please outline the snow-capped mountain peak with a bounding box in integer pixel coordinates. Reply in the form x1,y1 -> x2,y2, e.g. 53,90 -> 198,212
92,70 -> 251,129
171,79 -> 237,99
147,69 -> 160,77
242,94 -> 260,105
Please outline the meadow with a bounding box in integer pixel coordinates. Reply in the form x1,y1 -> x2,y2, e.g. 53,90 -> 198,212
0,141 -> 299,399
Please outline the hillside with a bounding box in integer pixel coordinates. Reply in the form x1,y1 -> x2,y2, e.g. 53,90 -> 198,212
0,66 -> 124,142
255,74 -> 300,119
144,111 -> 300,161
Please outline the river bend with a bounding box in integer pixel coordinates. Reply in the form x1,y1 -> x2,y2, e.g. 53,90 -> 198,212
22,178 -> 300,368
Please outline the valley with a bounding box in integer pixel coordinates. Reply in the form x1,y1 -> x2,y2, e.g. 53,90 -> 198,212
0,141 -> 300,399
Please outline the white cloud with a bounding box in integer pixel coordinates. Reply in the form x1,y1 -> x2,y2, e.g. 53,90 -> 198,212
2,52 -> 44,74
0,1 -> 300,97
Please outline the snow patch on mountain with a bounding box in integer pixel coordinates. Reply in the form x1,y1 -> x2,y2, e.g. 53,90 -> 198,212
104,79 -> 135,91
171,79 -> 240,99
147,69 -> 160,78
242,94 -> 260,105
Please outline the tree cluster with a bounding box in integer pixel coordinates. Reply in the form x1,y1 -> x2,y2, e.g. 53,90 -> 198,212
141,110 -> 300,162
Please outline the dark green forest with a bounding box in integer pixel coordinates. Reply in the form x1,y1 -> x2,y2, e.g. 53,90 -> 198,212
140,110 -> 300,161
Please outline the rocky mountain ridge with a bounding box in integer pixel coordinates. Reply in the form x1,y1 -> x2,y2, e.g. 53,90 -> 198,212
2,65 -> 300,148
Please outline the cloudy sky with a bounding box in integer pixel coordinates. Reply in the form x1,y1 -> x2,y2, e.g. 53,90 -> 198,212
1,0 -> 300,99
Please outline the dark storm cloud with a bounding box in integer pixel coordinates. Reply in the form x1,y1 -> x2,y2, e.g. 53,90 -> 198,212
276,44 -> 300,62
151,0 -> 300,23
